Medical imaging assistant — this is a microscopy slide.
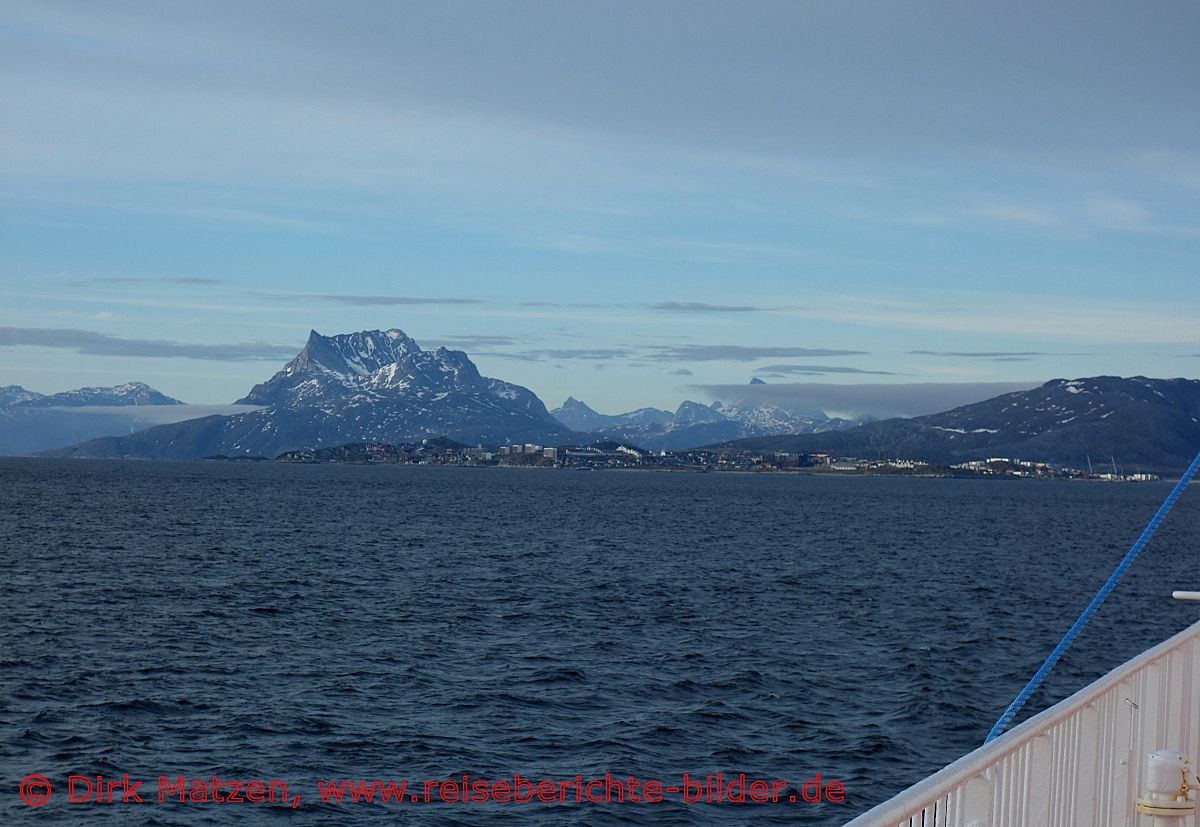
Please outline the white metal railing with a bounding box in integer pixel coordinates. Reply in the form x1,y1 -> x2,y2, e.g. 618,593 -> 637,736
844,618 -> 1200,827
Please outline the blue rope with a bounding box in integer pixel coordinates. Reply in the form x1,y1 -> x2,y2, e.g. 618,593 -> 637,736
984,449 -> 1200,744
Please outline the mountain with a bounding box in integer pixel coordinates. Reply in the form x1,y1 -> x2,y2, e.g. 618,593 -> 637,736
717,377 -> 1200,472
548,397 -> 624,431
0,382 -> 187,455
550,396 -> 860,451
24,382 -> 182,407
550,398 -> 679,432
0,385 -> 44,407
674,400 -> 727,425
47,329 -> 578,459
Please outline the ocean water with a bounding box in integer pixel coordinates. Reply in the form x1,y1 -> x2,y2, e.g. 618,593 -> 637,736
2,459 -> 1199,825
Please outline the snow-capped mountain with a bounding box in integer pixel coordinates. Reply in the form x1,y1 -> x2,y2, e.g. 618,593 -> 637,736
238,329 -> 546,416
0,382 -> 186,455
550,396 -> 861,450
713,400 -> 822,432
721,376 -> 1200,472
2,382 -> 180,409
50,329 -> 577,459
0,385 -> 44,408
25,382 -> 182,408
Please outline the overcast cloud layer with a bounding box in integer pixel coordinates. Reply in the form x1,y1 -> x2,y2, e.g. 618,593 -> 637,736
0,327 -> 297,361
1,2 -> 1197,409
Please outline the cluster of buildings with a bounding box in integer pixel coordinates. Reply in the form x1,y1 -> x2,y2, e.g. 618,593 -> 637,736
493,443 -> 559,461
949,457 -> 1159,481
281,439 -> 1162,481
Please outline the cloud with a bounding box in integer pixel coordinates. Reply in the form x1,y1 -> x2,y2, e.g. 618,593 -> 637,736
262,293 -> 483,306
647,345 -> 868,362
1135,150 -> 1200,191
968,204 -> 1061,228
50,404 -> 263,423
426,335 -> 518,348
528,232 -> 612,253
531,348 -> 634,360
963,198 -> 1192,238
0,327 -> 297,361
488,353 -> 539,362
908,350 -> 1092,362
786,294 -> 1198,344
646,302 -> 766,312
691,381 -> 1040,419
754,364 -> 897,376
909,350 -> 1052,357
167,206 -> 330,231
13,2 -> 1196,184
515,301 -> 621,309
478,347 -> 635,362
481,343 -> 880,367
484,342 -> 875,364
1082,198 -> 1151,230
67,276 -> 224,287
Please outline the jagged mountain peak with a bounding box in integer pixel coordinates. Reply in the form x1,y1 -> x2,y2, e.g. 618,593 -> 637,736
291,328 -> 420,379
559,396 -> 595,412
550,397 -> 617,432
240,328 -> 437,405
674,400 -> 730,424
237,327 -> 543,413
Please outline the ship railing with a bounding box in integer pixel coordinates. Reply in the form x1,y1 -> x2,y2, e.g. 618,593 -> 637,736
844,617 -> 1200,827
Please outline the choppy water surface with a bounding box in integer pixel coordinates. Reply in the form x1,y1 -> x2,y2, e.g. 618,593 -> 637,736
3,459 -> 1199,825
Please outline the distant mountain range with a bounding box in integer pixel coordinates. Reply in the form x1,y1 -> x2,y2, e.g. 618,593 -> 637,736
15,330 -> 1200,471
550,396 -> 867,451
2,381 -> 181,408
717,377 -> 1200,472
0,382 -> 186,455
45,330 -> 579,459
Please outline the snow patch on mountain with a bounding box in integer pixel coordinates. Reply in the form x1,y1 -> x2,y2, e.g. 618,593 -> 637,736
4,382 -> 182,408
0,385 -> 45,408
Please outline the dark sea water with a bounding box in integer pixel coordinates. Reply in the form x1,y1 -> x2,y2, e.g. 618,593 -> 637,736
3,459 -> 1200,825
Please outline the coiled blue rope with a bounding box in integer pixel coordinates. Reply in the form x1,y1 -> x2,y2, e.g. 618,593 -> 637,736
984,449 -> 1200,744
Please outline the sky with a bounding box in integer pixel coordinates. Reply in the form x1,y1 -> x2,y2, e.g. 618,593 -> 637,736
2,0 -> 1198,416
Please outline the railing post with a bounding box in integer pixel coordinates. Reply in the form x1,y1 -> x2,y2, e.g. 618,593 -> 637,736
961,772 -> 994,825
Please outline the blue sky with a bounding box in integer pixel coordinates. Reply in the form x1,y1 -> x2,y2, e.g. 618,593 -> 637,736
2,0 -> 1198,414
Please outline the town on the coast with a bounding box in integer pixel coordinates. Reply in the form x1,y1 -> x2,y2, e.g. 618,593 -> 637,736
270,439 -> 1161,481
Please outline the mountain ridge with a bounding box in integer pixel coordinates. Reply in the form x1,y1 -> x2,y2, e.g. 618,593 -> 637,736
21,347 -> 1200,470
550,395 -> 866,451
2,381 -> 182,409
713,376 -> 1200,472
